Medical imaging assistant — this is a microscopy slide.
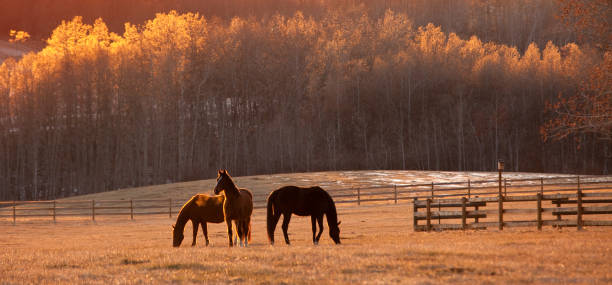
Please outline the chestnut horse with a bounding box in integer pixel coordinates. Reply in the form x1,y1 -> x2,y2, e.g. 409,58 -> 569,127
214,169 -> 253,247
267,186 -> 341,245
172,194 -> 225,247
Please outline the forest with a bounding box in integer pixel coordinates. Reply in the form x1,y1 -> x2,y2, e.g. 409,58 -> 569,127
0,0 -> 579,51
0,0 -> 610,200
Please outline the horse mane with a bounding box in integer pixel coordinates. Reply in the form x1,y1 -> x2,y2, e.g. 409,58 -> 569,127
179,195 -> 197,212
315,186 -> 339,229
176,195 -> 198,223
217,170 -> 241,197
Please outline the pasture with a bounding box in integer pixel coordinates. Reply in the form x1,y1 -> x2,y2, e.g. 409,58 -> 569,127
1,171 -> 611,284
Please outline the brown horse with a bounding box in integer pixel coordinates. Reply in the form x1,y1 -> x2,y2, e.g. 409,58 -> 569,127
267,186 -> 341,245
172,194 -> 225,247
214,169 -> 253,247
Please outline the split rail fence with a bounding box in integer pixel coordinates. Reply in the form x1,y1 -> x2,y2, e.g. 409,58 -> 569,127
413,177 -> 612,231
1,175 -> 611,226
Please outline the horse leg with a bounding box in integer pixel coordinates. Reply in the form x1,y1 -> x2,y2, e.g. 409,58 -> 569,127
234,226 -> 238,246
281,214 -> 292,245
191,220 -> 199,247
269,212 -> 282,245
244,217 -> 251,247
226,219 -> 234,247
315,215 -> 324,243
202,222 -> 209,246
236,220 -> 244,247
311,216 -> 318,245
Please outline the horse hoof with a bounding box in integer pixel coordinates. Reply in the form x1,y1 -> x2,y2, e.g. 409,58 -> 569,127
314,241 -> 319,245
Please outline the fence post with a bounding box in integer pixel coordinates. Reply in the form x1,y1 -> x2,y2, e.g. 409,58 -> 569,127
461,197 -> 467,230
394,185 -> 397,204
12,201 -> 16,225
577,187 -> 583,231
426,198 -> 432,232
412,198 -> 418,231
498,195 -> 504,230
540,177 -> 544,195
92,200 -> 95,221
438,200 -> 441,225
504,179 -> 507,197
53,200 -> 56,223
130,200 -> 134,220
474,196 -> 480,224
430,182 -> 434,198
357,188 -> 361,206
537,193 -> 542,231
555,193 -> 562,226
467,179 -> 471,199
169,198 -> 172,218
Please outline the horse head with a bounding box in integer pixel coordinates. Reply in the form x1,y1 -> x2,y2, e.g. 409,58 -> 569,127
330,221 -> 341,244
172,224 -> 184,247
214,169 -> 229,195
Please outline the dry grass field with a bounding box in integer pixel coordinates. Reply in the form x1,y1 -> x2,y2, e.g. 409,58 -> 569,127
1,171 -> 611,284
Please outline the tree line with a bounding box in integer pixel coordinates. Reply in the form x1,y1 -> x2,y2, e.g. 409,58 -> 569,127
2,0 -> 574,52
0,10 -> 607,200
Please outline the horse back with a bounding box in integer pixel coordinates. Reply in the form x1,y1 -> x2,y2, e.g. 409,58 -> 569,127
239,188 -> 254,214
192,194 -> 225,223
271,186 -> 332,216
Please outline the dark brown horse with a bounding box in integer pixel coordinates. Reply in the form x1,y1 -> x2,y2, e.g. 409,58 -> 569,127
267,186 -> 341,245
214,169 -> 253,247
172,194 -> 225,247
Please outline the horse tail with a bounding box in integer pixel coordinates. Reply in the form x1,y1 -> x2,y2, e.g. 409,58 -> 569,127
266,190 -> 278,243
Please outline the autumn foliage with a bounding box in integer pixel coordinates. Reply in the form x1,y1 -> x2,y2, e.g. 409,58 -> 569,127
543,53 -> 612,142
0,10 -> 606,200
542,0 -> 611,149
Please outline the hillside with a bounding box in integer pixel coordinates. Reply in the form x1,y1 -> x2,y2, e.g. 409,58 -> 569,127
60,170 -> 568,203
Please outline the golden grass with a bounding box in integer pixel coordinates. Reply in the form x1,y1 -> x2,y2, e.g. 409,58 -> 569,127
1,203 -> 611,284
1,171 -> 611,284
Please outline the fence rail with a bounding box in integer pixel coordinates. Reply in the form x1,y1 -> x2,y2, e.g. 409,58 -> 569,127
413,187 -> 612,231
1,175 -> 611,224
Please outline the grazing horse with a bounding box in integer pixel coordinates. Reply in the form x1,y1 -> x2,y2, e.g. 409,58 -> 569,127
267,186 -> 341,245
214,169 -> 253,247
172,194 -> 225,247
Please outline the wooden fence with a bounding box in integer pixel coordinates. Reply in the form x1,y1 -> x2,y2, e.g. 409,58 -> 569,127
1,175 -> 611,224
413,183 -> 612,231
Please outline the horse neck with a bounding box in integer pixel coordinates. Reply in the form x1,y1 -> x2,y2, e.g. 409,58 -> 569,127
175,202 -> 192,231
222,177 -> 241,198
325,201 -> 339,229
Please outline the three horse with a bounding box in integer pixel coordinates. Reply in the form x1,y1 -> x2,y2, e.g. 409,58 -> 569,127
214,169 -> 254,247
267,186 -> 341,245
172,194 -> 225,247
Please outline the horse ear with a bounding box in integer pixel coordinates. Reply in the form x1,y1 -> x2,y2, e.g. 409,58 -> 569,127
337,221 -> 341,226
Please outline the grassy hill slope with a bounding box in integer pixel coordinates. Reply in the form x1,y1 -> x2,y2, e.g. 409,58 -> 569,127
60,170 -> 568,203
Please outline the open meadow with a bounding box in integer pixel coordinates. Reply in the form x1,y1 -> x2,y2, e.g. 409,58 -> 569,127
1,206 -> 612,284
1,171 -> 612,284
